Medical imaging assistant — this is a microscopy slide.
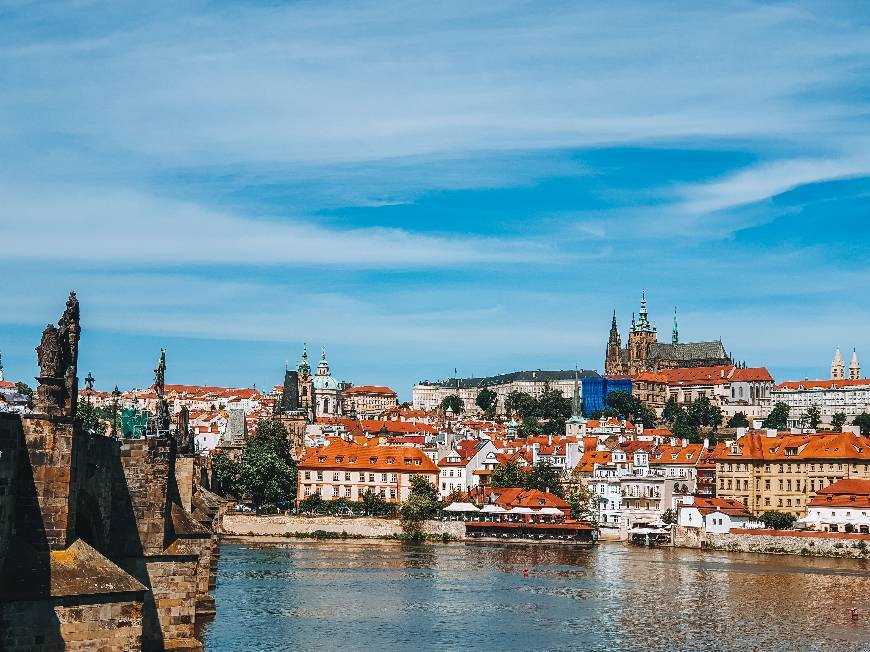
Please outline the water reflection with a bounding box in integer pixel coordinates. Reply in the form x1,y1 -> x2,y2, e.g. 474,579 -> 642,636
202,540 -> 870,652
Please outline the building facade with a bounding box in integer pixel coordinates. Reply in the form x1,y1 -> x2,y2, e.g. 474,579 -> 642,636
412,369 -> 599,415
296,440 -> 439,503
713,431 -> 870,519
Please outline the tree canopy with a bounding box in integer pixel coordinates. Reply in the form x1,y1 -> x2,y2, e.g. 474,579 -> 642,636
490,460 -> 564,497
565,482 -> 597,522
503,388 -> 572,436
213,417 -> 297,506
804,406 -> 821,430
759,510 -> 795,530
727,411 -> 749,428
440,394 -> 463,415
605,390 -> 656,427
475,387 -> 498,419
831,412 -> 847,431
763,402 -> 790,430
662,396 -> 722,443
75,400 -> 108,436
490,460 -> 526,488
853,412 -> 870,435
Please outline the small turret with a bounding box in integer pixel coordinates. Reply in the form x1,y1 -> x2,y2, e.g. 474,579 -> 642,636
850,348 -> 860,380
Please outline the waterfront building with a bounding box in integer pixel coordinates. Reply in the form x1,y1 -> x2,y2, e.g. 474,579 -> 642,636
676,497 -> 756,533
649,443 -> 703,482
437,439 -> 497,498
296,440 -> 439,503
805,478 -> 870,533
341,385 -> 398,418
412,369 -> 599,415
712,430 -> 870,519
604,294 -> 731,376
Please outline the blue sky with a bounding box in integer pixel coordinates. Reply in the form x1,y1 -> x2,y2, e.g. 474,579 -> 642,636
2,1 -> 870,399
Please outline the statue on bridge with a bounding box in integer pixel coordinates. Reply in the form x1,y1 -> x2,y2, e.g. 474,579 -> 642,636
34,291 -> 80,417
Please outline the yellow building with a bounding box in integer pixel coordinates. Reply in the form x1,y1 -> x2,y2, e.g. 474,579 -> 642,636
712,431 -> 870,520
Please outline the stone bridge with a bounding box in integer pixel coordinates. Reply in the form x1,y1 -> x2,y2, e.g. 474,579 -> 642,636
0,294 -> 226,651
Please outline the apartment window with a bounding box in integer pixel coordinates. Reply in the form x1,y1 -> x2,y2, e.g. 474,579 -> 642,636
335,456 -> 344,463
304,471 -> 311,480
778,480 -> 783,491
389,488 -> 396,500
318,456 -> 326,463
786,499 -> 792,507
765,480 -> 770,490
317,471 -> 323,481
369,473 -> 375,483
359,472 -> 366,482
379,488 -> 386,498
333,472 -> 340,481
777,499 -> 783,507
345,487 -> 352,498
743,480 -> 748,491
370,457 -> 377,465
345,472 -> 351,481
765,498 -> 770,506
787,480 -> 792,492
387,457 -> 395,465
390,474 -> 397,483
380,473 -> 387,482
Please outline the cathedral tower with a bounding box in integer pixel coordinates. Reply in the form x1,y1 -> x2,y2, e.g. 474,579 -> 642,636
297,343 -> 315,420
604,311 -> 626,375
850,348 -> 860,380
626,291 -> 657,375
831,347 -> 845,380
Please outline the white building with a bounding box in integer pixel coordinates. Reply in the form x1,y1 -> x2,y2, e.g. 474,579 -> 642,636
677,496 -> 757,533
412,369 -> 598,415
805,479 -> 870,534
772,378 -> 870,427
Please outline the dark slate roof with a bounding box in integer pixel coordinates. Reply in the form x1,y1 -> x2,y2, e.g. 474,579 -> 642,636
418,369 -> 599,389
648,341 -> 728,362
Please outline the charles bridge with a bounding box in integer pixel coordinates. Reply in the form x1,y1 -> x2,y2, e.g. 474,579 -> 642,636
0,294 -> 226,651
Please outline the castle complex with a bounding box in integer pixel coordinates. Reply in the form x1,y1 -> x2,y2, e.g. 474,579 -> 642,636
605,293 -> 731,376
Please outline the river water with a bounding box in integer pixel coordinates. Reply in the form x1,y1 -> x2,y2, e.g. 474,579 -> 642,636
201,539 -> 870,651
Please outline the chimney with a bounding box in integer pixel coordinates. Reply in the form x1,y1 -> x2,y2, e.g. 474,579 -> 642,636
703,438 -> 709,450
548,434 -> 553,446
766,428 -> 777,438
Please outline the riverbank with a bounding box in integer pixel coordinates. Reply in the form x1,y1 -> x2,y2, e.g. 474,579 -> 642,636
675,525 -> 870,559
222,513 -> 466,540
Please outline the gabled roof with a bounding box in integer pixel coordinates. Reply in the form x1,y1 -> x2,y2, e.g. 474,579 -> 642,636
712,432 -> 870,462
809,479 -> 870,508
690,497 -> 751,517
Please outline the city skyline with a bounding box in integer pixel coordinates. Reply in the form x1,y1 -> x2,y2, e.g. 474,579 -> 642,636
3,2 -> 870,397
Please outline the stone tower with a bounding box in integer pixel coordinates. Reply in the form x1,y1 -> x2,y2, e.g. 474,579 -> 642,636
831,347 -> 845,380
297,343 -> 315,420
626,291 -> 657,376
850,348 -> 861,380
604,311 -> 626,376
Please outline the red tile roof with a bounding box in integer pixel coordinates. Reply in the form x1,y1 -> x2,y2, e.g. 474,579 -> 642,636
298,440 -> 438,473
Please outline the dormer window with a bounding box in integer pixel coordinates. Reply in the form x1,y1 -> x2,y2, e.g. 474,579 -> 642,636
370,457 -> 377,465
335,456 -> 344,463
730,444 -> 740,455
386,457 -> 395,464
318,456 -> 326,463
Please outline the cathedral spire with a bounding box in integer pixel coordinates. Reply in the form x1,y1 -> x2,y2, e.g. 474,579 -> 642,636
298,343 -> 311,377
850,348 -> 860,380
831,347 -> 845,380
604,311 -> 626,376
672,306 -> 679,345
636,290 -> 651,332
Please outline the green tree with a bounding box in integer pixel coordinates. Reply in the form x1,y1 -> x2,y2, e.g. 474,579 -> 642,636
400,476 -> 441,522
361,490 -> 394,516
475,387 -> 498,419
537,389 -> 572,436
211,452 -> 241,497
727,411 -> 749,428
75,400 -> 107,436
853,412 -> 870,435
672,410 -> 698,442
565,482 -> 597,522
831,412 -> 847,431
759,510 -> 796,530
661,508 -> 677,525
440,394 -> 463,415
490,460 -> 527,488
14,381 -> 33,397
687,396 -> 722,433
527,460 -> 564,497
763,402 -> 790,430
662,397 -> 683,425
236,418 -> 297,506
505,391 -> 531,418
298,494 -> 326,514
607,390 -> 657,428
804,406 -> 821,430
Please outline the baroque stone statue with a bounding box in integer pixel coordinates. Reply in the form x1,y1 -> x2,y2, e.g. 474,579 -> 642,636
34,292 -> 80,417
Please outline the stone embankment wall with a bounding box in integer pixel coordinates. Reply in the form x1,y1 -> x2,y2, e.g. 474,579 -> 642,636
674,526 -> 870,559
223,514 -> 466,540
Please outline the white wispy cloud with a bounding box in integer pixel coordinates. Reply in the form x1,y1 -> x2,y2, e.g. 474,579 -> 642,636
1,184 -> 556,267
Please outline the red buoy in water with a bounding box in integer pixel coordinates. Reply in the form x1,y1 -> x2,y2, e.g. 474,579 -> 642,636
522,568 -> 529,578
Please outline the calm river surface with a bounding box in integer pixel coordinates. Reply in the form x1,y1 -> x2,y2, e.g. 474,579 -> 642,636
201,539 -> 870,651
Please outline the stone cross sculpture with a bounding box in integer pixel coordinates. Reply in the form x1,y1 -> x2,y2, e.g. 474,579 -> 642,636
35,292 -> 80,418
